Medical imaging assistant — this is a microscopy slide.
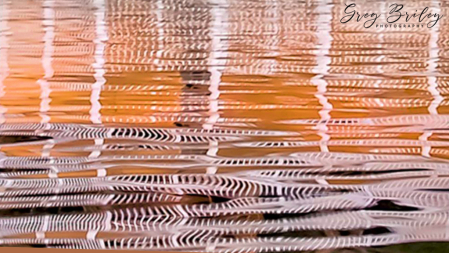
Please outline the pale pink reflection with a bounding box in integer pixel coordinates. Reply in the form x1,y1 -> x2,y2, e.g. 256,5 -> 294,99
313,0 -> 333,153
89,0 -> 108,178
205,0 -> 230,174
90,0 -> 108,125
420,1 -> 442,158
37,0 -> 55,124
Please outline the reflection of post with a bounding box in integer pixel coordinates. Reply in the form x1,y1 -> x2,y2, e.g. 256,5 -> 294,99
419,1 -> 441,158
90,0 -> 108,125
89,0 -> 108,178
39,0 -> 55,158
36,0 -> 56,221
0,1 -> 9,124
38,0 -> 55,124
204,0 -> 229,174
203,0 -> 228,131
313,0 -> 333,153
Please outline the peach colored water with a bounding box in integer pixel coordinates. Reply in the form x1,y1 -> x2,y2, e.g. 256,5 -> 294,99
1,0 -> 449,252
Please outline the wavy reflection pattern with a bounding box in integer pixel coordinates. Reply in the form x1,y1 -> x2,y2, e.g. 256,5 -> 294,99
1,0 -> 449,252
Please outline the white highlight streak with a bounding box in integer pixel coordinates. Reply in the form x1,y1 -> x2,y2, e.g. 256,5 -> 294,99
38,0 -> 55,124
312,0 -> 333,153
90,0 -> 108,124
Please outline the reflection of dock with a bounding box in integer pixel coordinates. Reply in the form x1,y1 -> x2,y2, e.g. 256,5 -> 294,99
1,0 -> 449,251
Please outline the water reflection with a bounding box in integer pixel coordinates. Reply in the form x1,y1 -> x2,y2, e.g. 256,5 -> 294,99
1,0 -> 449,252
0,0 -> 8,125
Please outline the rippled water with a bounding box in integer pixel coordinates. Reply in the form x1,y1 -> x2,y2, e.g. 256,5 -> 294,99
1,0 -> 449,252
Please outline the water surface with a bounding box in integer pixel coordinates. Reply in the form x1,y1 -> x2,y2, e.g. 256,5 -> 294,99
1,0 -> 449,252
